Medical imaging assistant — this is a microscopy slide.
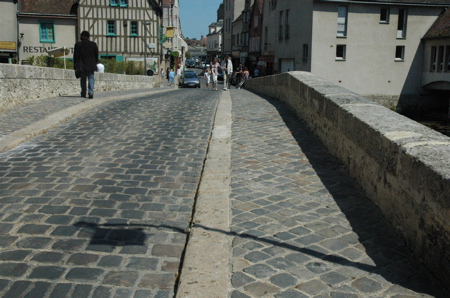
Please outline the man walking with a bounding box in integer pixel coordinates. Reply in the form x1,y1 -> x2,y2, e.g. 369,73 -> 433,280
74,31 -> 99,98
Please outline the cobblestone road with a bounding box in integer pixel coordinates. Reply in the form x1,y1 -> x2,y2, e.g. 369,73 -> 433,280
0,88 -> 220,297
228,89 -> 448,298
0,85 -> 448,298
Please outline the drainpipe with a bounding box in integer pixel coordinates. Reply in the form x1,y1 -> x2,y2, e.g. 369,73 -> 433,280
16,0 -> 20,64
448,98 -> 450,120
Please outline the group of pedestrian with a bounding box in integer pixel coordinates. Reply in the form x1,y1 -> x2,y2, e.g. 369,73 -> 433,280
73,30 -> 260,96
162,67 -> 179,86
202,56 -> 256,91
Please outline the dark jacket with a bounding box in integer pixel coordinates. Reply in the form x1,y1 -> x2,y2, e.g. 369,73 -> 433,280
74,39 -> 99,73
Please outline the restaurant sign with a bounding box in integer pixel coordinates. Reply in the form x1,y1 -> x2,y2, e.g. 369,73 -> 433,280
0,41 -> 16,51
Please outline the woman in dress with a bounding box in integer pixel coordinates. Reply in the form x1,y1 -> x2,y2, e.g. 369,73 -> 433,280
210,59 -> 220,91
204,67 -> 211,89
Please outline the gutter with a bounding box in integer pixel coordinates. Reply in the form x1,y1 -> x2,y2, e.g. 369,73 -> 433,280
18,13 -> 78,19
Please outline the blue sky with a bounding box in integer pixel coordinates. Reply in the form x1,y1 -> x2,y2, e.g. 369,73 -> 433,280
179,0 -> 223,40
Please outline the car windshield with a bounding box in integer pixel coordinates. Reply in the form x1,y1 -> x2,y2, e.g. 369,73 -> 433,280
184,72 -> 196,78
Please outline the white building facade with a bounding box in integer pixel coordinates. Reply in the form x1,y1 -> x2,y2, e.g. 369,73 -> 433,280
261,0 -> 449,108
223,0 -> 245,56
0,0 -> 18,63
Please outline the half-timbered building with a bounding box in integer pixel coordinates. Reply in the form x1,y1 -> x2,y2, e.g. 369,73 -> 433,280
76,0 -> 162,74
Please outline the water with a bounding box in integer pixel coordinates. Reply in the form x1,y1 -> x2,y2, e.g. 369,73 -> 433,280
409,116 -> 450,137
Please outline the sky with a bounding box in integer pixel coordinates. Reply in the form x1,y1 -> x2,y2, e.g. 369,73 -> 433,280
179,0 -> 223,40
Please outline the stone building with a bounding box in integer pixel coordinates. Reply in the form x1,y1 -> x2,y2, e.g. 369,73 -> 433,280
16,0 -> 78,65
421,8 -> 450,118
223,0 -> 245,57
162,0 -> 188,71
248,0 -> 263,75
261,0 -> 450,110
206,19 -> 223,62
236,0 -> 254,67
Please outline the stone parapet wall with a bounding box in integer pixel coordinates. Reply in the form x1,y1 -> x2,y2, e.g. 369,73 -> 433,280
0,64 -> 158,111
245,71 -> 450,290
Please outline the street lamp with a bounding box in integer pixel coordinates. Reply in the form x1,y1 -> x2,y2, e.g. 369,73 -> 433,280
143,22 -> 152,75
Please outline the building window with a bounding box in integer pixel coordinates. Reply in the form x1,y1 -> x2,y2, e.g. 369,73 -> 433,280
254,16 -> 259,29
270,0 -> 277,10
120,0 -> 128,7
336,44 -> 346,60
397,8 -> 407,38
110,0 -> 118,6
130,21 -> 138,36
438,46 -> 444,71
446,46 -> 450,72
337,6 -> 347,37
107,20 -> 117,36
285,10 -> 290,39
430,46 -> 437,71
380,8 -> 390,23
278,11 -> 284,40
40,22 -> 55,43
395,46 -> 405,61
264,27 -> 268,50
303,44 -> 308,61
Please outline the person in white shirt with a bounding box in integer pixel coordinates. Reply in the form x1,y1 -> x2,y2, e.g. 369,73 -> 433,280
204,67 -> 211,88
96,62 -> 105,73
222,56 -> 233,90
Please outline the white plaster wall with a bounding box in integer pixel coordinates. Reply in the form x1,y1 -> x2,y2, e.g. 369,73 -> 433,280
311,3 -> 443,98
0,1 -> 18,45
18,17 -> 77,64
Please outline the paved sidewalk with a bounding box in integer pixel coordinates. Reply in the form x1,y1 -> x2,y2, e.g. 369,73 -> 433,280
226,89 -> 448,297
0,87 -> 175,153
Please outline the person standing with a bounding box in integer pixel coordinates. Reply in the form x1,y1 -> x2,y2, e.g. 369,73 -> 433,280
204,67 -> 211,89
169,69 -> 175,86
210,58 -> 220,91
160,68 -> 165,84
235,64 -> 243,89
254,68 -> 260,77
74,31 -> 99,98
222,55 -> 233,90
96,61 -> 105,73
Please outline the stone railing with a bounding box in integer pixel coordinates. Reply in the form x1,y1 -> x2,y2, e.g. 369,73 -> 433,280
0,64 -> 158,111
245,71 -> 450,290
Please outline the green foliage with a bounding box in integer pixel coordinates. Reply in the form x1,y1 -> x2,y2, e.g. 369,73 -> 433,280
27,56 -> 36,66
34,55 -> 48,67
25,55 -> 73,69
102,59 -> 144,75
185,52 -> 191,59
21,55 -> 144,75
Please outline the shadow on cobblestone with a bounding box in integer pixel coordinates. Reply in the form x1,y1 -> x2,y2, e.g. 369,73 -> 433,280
74,221 -> 187,244
262,95 -> 448,297
229,89 -> 448,298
